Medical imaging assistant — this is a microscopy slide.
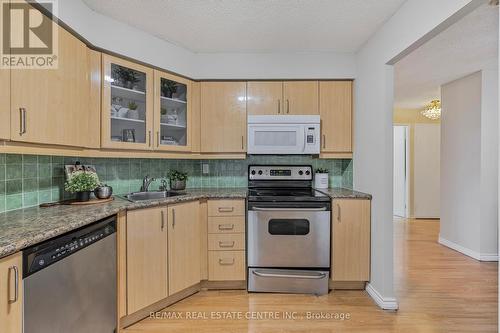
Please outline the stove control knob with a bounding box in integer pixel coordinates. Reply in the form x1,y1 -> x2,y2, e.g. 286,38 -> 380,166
305,170 -> 311,175
258,170 -> 263,175
251,170 -> 256,175
298,170 -> 303,175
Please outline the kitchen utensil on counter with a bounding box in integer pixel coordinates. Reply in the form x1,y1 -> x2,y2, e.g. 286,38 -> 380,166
95,185 -> 113,199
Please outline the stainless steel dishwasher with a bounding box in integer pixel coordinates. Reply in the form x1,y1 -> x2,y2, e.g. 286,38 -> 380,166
23,216 -> 117,333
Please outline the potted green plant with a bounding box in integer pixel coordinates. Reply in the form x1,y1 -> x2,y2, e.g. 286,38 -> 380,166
112,67 -> 140,89
127,101 -> 139,119
64,171 -> 100,202
167,169 -> 188,190
161,80 -> 177,98
314,168 -> 329,189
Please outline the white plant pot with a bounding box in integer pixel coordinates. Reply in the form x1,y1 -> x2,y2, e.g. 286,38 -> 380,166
314,173 -> 329,189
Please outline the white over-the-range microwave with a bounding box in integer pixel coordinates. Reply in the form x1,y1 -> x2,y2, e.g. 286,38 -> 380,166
247,115 -> 320,155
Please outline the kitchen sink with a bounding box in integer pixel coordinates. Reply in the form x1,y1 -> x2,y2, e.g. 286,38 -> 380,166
124,191 -> 185,202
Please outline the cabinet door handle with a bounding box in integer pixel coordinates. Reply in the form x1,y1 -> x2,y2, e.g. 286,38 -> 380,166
286,99 -> 290,114
277,99 -> 280,114
172,208 -> 176,229
218,223 -> 234,231
219,258 -> 235,265
241,136 -> 244,150
219,241 -> 235,248
8,266 -> 19,303
337,203 -> 341,222
323,134 -> 326,149
218,207 -> 234,213
148,130 -> 152,147
19,108 -> 26,135
161,210 -> 165,231
156,131 -> 160,147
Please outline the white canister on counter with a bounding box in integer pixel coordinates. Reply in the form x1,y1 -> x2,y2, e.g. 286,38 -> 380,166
314,169 -> 329,189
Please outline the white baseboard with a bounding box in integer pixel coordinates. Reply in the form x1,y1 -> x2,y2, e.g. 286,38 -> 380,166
438,235 -> 499,262
365,283 -> 399,310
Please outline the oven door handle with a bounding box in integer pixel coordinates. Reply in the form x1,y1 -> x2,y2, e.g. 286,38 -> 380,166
252,270 -> 327,280
251,207 -> 327,212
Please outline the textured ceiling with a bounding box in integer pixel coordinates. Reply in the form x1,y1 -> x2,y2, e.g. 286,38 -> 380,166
394,4 -> 498,110
82,0 -> 405,53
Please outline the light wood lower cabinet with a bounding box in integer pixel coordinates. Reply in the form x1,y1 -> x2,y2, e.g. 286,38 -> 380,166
126,207 -> 168,314
0,253 -> 23,333
208,251 -> 245,281
167,201 -> 201,295
207,199 -> 246,282
331,199 -> 371,282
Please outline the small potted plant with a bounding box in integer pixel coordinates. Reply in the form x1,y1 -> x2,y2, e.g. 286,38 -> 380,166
314,168 -> 329,189
161,80 -> 177,98
167,169 -> 188,191
65,171 -> 100,202
127,101 -> 139,119
112,67 -> 140,89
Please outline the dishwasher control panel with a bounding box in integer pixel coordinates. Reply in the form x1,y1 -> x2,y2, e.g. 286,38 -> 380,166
23,217 -> 116,277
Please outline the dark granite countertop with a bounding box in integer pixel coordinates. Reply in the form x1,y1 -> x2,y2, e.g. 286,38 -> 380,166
0,187 -> 370,259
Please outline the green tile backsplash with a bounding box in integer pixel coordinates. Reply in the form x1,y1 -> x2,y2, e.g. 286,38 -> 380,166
0,154 -> 353,213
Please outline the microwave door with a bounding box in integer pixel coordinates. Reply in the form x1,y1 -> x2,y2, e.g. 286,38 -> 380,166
248,125 -> 304,154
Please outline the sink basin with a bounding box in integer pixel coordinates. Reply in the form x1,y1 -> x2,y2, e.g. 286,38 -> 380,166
124,191 -> 185,202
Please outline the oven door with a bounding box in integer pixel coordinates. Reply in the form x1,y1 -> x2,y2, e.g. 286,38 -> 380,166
247,202 -> 330,268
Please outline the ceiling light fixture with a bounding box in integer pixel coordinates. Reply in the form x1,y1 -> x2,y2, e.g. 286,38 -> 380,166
421,100 -> 441,120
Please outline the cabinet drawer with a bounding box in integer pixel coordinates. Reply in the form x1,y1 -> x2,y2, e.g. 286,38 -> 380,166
208,200 -> 245,217
208,216 -> 245,234
208,251 -> 245,281
208,233 -> 245,251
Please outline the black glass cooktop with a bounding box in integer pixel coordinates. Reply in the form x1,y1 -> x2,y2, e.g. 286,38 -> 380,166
247,187 -> 330,202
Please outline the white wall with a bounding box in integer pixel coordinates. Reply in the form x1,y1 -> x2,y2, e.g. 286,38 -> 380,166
413,124 -> 440,218
354,0 -> 477,309
440,70 -> 498,261
480,69 -> 499,257
53,0 -> 356,80
393,126 -> 408,217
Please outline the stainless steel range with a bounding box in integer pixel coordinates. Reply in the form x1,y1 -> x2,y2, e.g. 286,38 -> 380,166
247,165 -> 331,295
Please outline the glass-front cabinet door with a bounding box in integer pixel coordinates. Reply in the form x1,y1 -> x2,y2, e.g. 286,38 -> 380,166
154,71 -> 191,151
101,54 -> 154,150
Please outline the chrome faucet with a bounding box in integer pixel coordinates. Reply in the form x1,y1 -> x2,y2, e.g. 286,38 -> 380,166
140,175 -> 156,192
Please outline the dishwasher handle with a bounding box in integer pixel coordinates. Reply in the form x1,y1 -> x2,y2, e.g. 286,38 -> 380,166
251,207 -> 327,212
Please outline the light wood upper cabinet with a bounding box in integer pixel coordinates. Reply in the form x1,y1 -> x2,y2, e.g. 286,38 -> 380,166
167,201 -> 201,295
247,81 -> 283,115
0,65 -> 9,140
191,81 -> 201,153
0,253 -> 23,333
283,81 -> 319,115
126,208 -> 168,314
331,199 -> 371,282
10,21 -> 95,147
154,70 -> 192,151
319,81 -> 352,153
200,82 -> 247,153
102,54 -> 154,150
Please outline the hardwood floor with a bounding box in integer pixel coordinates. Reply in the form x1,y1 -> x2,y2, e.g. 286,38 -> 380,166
125,218 -> 498,333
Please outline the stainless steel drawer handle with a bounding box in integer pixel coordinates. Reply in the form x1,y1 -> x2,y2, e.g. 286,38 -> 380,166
218,207 -> 234,213
8,266 -> 19,303
218,223 -> 234,230
218,258 -> 235,265
252,270 -> 326,280
252,207 -> 327,212
218,241 -> 235,248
